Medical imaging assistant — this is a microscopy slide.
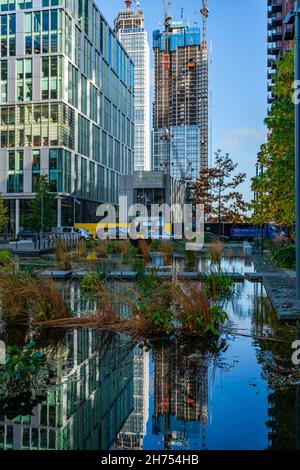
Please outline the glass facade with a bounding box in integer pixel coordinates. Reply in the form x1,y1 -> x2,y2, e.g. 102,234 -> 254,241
115,9 -> 150,172
0,0 -> 135,227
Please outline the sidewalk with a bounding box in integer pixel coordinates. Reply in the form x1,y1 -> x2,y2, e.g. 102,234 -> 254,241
252,251 -> 300,321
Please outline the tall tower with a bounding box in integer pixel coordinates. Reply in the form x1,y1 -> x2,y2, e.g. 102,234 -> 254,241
115,3 -> 151,172
152,14 -> 208,182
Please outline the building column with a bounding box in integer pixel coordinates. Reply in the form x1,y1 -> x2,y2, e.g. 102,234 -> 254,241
57,197 -> 62,228
15,199 -> 20,235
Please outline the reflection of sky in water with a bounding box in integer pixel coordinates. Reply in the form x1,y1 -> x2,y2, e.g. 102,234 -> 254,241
0,257 -> 298,451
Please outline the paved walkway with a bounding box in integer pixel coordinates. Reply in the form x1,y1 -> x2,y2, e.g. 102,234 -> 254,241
252,251 -> 300,321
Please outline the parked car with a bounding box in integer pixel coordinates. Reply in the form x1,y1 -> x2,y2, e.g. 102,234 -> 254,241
204,231 -> 230,243
17,230 -> 37,240
51,226 -> 93,241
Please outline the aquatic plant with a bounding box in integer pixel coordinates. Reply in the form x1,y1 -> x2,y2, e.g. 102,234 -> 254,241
150,239 -> 164,252
81,273 -> 106,295
122,244 -> 140,264
208,240 -> 224,265
171,282 -> 228,336
203,271 -> 235,301
95,242 -> 108,259
0,249 -> 15,273
138,240 -> 151,264
76,239 -> 87,257
137,268 -> 162,296
55,239 -> 72,270
162,241 -> 174,260
0,273 -> 69,322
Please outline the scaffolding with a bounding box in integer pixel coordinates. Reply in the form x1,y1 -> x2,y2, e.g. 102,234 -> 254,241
153,3 -> 209,179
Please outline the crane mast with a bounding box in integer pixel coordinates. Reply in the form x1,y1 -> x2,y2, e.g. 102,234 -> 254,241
200,0 -> 209,171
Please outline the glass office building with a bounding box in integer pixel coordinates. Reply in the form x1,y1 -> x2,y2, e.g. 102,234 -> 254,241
0,0 -> 135,231
115,8 -> 150,172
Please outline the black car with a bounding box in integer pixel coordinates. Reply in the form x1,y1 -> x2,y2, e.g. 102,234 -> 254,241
17,230 -> 37,240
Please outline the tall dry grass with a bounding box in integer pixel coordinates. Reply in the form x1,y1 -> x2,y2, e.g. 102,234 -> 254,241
55,239 -> 72,270
95,242 -> 108,259
209,240 -> 224,265
76,239 -> 87,257
171,282 -> 212,333
0,273 -> 69,323
138,240 -> 150,264
162,241 -> 174,262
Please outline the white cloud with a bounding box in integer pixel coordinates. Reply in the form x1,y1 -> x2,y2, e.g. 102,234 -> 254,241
220,127 -> 265,149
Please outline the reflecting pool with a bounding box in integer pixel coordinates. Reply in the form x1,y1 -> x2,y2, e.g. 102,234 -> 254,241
0,258 -> 299,450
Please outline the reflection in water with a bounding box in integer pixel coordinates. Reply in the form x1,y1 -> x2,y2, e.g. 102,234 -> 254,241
113,348 -> 150,450
252,283 -> 299,450
152,341 -> 209,451
0,330 -> 134,450
0,258 -> 299,450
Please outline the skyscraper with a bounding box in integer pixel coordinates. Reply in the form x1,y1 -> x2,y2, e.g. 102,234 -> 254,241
267,0 -> 294,104
0,0 -> 135,232
115,4 -> 150,172
152,17 -> 208,182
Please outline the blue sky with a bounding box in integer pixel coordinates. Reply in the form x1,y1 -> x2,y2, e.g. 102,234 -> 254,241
99,0 -> 267,201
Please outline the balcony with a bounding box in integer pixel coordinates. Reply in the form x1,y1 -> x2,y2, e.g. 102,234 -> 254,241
268,30 -> 283,42
283,24 -> 294,40
267,45 -> 280,56
267,58 -> 277,69
267,70 -> 276,80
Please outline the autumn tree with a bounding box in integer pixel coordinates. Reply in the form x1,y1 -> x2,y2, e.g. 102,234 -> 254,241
0,194 -> 8,232
195,150 -> 248,234
251,50 -> 294,227
26,176 -> 56,232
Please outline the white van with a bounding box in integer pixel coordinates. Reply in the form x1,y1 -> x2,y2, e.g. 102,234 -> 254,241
52,226 -> 93,240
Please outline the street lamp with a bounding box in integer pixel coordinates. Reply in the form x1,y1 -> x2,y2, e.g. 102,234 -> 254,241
285,1 -> 300,299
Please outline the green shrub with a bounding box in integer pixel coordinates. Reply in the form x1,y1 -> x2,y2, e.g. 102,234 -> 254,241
273,244 -> 296,269
204,272 -> 235,301
137,268 -> 161,296
0,249 -> 13,270
81,273 -> 105,293
150,239 -> 164,252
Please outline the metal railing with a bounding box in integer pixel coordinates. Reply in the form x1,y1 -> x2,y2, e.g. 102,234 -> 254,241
0,232 -> 81,252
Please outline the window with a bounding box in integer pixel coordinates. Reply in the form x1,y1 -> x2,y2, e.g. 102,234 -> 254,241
16,58 -> 32,101
32,149 -> 40,191
0,59 -> 7,102
41,55 -> 62,100
7,150 -> 24,193
0,13 -> 15,57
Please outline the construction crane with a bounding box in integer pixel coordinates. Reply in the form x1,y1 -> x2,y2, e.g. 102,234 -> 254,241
199,0 -> 209,171
125,0 -> 140,9
163,0 -> 172,31
200,0 -> 209,49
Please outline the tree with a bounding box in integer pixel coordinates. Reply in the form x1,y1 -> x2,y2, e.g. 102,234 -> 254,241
0,194 -> 8,232
26,176 -> 56,232
195,150 -> 248,234
251,50 -> 294,227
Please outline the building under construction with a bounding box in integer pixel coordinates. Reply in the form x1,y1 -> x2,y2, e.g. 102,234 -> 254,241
152,6 -> 209,183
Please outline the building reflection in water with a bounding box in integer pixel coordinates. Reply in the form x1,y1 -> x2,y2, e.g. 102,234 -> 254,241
0,329 -> 134,450
113,347 -> 150,450
152,342 -> 209,450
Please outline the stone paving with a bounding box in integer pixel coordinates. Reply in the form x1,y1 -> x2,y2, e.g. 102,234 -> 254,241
252,251 -> 300,321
